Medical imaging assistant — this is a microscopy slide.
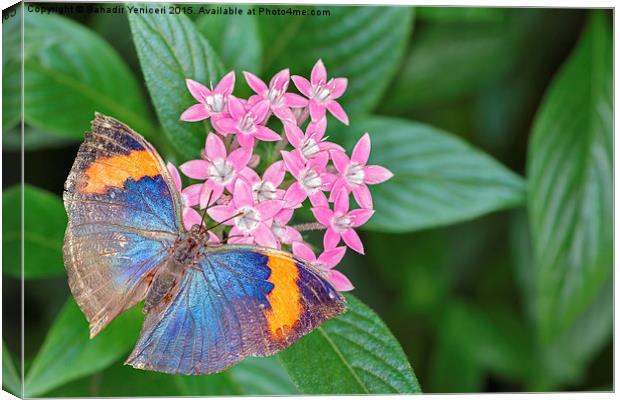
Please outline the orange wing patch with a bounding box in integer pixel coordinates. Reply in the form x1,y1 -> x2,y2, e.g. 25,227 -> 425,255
263,254 -> 303,339
81,150 -> 161,194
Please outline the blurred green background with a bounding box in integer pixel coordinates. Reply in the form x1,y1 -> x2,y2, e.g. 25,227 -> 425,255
2,2 -> 613,395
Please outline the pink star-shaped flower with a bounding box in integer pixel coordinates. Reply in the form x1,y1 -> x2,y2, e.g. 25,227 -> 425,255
208,179 -> 283,248
311,188 -> 374,254
239,161 -> 286,202
281,150 -> 335,208
292,59 -> 349,125
292,242 -> 352,291
284,118 -> 343,161
211,96 -> 280,148
244,68 -> 308,123
180,71 -> 235,122
330,133 -> 393,209
179,133 -> 251,208
269,208 -> 302,247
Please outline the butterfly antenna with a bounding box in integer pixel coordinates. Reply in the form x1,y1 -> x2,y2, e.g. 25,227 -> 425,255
205,211 -> 244,232
199,190 -> 214,232
199,208 -> 209,231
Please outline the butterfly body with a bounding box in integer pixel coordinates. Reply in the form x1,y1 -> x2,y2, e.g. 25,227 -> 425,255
63,113 -> 346,375
143,227 -> 202,314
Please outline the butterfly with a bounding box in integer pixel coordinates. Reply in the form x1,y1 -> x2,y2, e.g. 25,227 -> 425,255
63,113 -> 346,375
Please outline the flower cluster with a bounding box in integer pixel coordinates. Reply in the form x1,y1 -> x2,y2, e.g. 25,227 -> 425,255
171,59 -> 393,291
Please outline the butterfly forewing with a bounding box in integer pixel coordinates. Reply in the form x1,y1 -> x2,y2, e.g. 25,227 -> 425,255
63,113 -> 183,337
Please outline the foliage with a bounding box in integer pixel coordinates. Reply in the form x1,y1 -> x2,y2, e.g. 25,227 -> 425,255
526,11 -> 612,344
2,3 -> 611,395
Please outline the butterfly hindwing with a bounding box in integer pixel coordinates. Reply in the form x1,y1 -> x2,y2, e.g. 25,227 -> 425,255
125,246 -> 347,375
63,113 -> 182,337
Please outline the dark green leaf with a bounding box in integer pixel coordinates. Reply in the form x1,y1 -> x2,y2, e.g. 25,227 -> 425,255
25,298 -> 142,396
431,300 -> 537,392
382,19 -> 518,112
2,4 -> 21,131
366,231 -> 449,313
3,184 -> 67,279
23,12 -> 154,139
49,354 -> 300,396
429,302 -> 484,392
416,7 -> 507,23
332,116 -> 525,232
228,357 -> 299,394
3,126 -> 78,152
279,294 -> 420,394
128,3 -> 226,161
3,342 -> 21,396
195,5 -> 262,73
174,356 -> 299,395
526,12 -> 612,342
174,372 -> 242,396
472,10 -> 584,154
100,364 -> 182,396
260,6 -> 413,114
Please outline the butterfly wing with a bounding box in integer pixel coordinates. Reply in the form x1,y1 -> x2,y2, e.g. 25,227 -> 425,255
125,246 -> 346,375
63,113 -> 183,337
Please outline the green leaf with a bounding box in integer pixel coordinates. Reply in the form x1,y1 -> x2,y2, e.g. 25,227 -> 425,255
3,126 -> 78,152
382,19 -> 518,112
332,116 -> 525,233
541,281 -> 612,387
25,298 -> 142,397
47,355 -> 299,396
510,211 -> 612,389
3,184 -> 67,279
195,5 -> 262,73
2,4 -> 21,131
279,294 -> 420,394
3,342 -> 21,396
23,12 -> 154,139
416,7 -> 507,23
429,300 -> 535,392
174,372 -> 242,396
174,356 -> 299,395
128,2 -> 226,161
526,12 -> 612,343
226,357 -> 299,395
153,359 -> 296,396
260,6 -> 413,114
100,364 -> 182,396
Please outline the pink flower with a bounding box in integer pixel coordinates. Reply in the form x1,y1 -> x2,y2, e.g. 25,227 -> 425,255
211,96 -> 280,148
284,118 -> 343,161
244,69 -> 308,123
311,188 -> 374,254
179,133 -> 251,208
239,161 -> 286,202
292,59 -> 349,125
292,242 -> 353,291
330,133 -> 393,209
180,71 -> 235,122
270,208 -> 302,247
281,150 -> 335,207
167,162 -> 203,230
208,180 -> 283,248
